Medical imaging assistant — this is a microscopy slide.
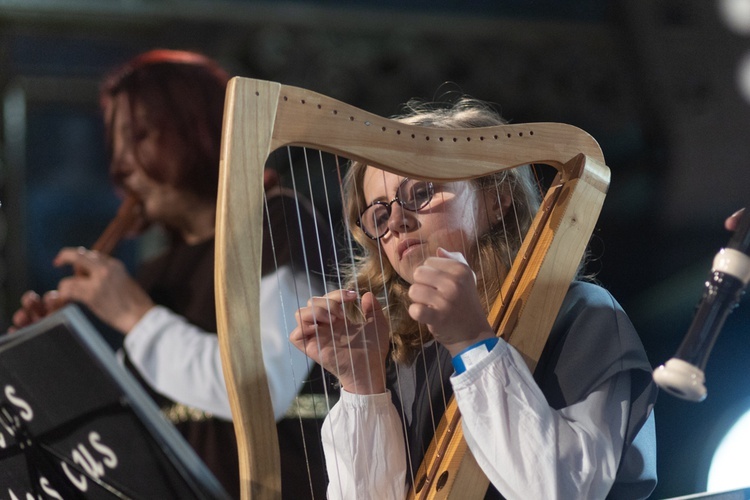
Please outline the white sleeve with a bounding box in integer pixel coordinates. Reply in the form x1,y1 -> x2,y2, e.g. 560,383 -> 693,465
124,264 -> 321,422
451,339 -> 629,500
258,265 -> 325,420
322,389 -> 407,500
124,306 -> 232,419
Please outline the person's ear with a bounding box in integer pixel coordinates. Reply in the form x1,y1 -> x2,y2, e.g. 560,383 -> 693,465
484,189 -> 511,223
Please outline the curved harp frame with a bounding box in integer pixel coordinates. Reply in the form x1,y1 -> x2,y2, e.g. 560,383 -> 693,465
215,76 -> 610,499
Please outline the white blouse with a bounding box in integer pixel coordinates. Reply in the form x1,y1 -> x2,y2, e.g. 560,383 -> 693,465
321,338 -> 642,500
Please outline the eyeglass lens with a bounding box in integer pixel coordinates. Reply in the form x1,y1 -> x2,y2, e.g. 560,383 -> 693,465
360,179 -> 433,239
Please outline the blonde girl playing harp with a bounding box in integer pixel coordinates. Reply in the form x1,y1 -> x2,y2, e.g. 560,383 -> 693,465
291,98 -> 657,499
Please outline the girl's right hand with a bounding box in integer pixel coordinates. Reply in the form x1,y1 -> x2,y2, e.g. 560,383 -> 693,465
290,289 -> 390,394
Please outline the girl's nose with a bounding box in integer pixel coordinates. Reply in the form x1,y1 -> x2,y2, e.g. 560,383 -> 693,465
386,203 -> 418,235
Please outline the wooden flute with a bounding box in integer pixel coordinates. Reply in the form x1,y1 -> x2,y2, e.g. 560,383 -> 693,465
90,194 -> 142,255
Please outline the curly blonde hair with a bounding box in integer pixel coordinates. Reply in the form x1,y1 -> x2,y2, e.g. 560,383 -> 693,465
341,98 -> 541,364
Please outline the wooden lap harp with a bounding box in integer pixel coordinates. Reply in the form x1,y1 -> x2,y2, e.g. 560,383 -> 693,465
215,77 -> 609,499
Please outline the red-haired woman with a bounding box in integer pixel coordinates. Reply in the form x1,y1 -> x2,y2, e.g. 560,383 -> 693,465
12,50 -> 331,498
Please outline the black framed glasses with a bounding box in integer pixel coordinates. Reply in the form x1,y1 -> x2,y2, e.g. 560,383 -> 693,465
357,178 -> 434,239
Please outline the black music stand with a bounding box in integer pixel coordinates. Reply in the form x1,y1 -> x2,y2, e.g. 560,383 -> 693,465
0,305 -> 229,499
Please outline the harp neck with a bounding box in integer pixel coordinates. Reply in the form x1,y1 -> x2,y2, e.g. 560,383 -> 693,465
224,78 -> 604,179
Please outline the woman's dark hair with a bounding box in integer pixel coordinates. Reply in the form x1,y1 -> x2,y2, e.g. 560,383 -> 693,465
101,49 -> 229,200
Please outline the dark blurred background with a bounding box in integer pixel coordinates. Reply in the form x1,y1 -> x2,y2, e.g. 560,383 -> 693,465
0,0 -> 747,497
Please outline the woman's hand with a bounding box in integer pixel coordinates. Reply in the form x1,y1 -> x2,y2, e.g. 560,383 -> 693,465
290,289 -> 390,394
408,248 -> 495,357
53,247 -> 154,333
9,290 -> 60,332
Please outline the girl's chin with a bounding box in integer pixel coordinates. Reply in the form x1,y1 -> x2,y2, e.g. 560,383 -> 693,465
395,263 -> 419,284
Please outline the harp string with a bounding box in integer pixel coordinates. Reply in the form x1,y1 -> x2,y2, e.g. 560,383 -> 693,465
371,168 -> 433,489
410,179 -> 485,479
263,147 -> 344,498
296,148 -> 347,498
288,147 -> 333,417
322,154 -> 358,499
356,166 -> 420,485
345,164 -> 388,396
311,149 -> 349,422
292,150 -> 347,401
279,149 -> 319,496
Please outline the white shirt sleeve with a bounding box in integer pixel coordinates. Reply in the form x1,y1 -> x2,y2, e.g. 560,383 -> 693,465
321,389 -> 407,500
124,264 -> 322,422
124,306 -> 233,419
452,338 -> 629,500
321,339 -> 630,500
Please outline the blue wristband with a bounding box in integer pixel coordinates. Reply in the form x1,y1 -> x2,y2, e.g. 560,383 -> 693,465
452,337 -> 499,374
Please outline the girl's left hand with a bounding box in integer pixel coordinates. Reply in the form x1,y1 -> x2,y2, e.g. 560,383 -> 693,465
408,248 -> 495,356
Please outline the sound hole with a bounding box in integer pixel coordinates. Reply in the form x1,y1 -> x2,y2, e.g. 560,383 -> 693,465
415,474 -> 426,493
436,471 -> 450,491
